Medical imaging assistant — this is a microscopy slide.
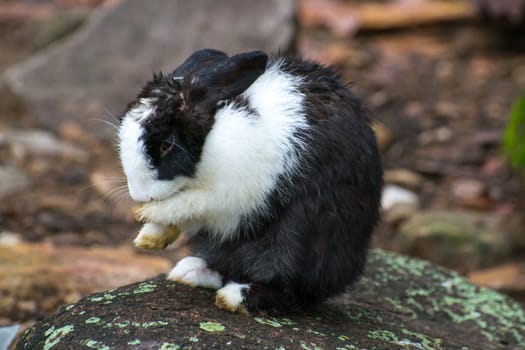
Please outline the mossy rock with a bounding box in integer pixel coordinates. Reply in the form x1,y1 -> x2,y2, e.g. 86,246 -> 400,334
397,210 -> 508,272
16,250 -> 525,349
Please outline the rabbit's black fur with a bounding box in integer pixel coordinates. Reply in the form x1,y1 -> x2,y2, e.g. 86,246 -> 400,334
119,49 -> 382,313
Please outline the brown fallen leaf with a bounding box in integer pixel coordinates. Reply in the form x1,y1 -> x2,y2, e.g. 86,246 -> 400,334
469,262 -> 525,293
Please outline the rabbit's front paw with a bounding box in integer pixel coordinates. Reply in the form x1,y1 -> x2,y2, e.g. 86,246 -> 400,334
133,223 -> 180,250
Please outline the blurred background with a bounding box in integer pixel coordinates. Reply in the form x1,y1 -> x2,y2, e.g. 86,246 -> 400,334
0,0 -> 524,339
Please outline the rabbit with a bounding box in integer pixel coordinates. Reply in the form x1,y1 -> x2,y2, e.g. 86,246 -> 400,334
118,48 -> 383,313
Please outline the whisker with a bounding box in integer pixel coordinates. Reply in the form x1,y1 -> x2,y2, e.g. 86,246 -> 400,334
103,107 -> 120,122
77,183 -> 98,193
89,117 -> 119,132
100,188 -> 128,206
106,184 -> 129,198
104,187 -> 131,205
110,189 -> 133,206
173,143 -> 195,161
77,178 -> 126,192
94,177 -> 127,181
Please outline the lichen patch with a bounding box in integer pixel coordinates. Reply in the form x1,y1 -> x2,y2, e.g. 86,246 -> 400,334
199,322 -> 225,332
43,325 -> 74,350
133,281 -> 157,294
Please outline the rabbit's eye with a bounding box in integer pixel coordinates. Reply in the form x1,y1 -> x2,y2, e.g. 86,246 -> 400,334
159,138 -> 175,158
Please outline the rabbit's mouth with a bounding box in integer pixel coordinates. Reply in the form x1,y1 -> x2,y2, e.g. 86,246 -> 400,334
143,184 -> 189,203
130,176 -> 193,203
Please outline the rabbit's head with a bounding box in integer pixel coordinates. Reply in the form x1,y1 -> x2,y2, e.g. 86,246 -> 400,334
118,49 -> 268,202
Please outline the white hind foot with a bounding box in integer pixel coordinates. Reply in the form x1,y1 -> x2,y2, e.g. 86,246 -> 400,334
133,223 -> 180,250
215,282 -> 250,314
168,256 -> 223,289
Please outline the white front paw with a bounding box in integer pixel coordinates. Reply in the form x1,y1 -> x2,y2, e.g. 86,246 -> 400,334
168,256 -> 222,289
215,282 -> 250,314
133,223 -> 180,250
135,200 -> 174,224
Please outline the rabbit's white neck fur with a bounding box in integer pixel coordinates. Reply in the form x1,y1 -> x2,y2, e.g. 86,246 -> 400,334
193,62 -> 307,238
120,62 -> 308,240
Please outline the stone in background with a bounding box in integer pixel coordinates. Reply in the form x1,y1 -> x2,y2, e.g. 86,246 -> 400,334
3,0 -> 296,139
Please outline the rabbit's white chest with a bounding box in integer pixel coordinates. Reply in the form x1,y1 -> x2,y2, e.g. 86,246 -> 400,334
190,64 -> 309,239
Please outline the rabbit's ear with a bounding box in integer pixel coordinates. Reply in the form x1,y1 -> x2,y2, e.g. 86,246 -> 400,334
198,51 -> 268,105
173,49 -> 229,77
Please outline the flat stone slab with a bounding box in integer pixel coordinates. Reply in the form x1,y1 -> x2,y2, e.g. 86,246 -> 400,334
0,242 -> 171,324
3,0 -> 295,139
16,249 -> 525,349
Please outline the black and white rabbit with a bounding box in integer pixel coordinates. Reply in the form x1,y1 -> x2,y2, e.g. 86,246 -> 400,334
118,49 -> 383,313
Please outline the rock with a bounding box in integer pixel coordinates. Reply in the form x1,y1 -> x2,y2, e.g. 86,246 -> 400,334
3,0 -> 296,140
384,168 -> 424,190
501,212 -> 525,249
452,178 -> 493,210
15,250 -> 525,349
396,210 -> 509,272
0,242 -> 171,324
434,100 -> 460,119
0,3 -> 89,71
367,90 -> 389,108
0,166 -> 30,198
404,100 -> 426,118
417,126 -> 453,145
452,179 -> 485,200
469,262 -> 525,296
57,121 -> 101,149
381,184 -> 419,212
0,129 -> 88,162
0,231 -> 22,246
481,156 -> 506,177
0,324 -> 19,350
383,203 -> 418,226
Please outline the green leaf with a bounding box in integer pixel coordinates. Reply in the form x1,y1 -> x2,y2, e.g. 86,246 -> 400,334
503,92 -> 525,169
